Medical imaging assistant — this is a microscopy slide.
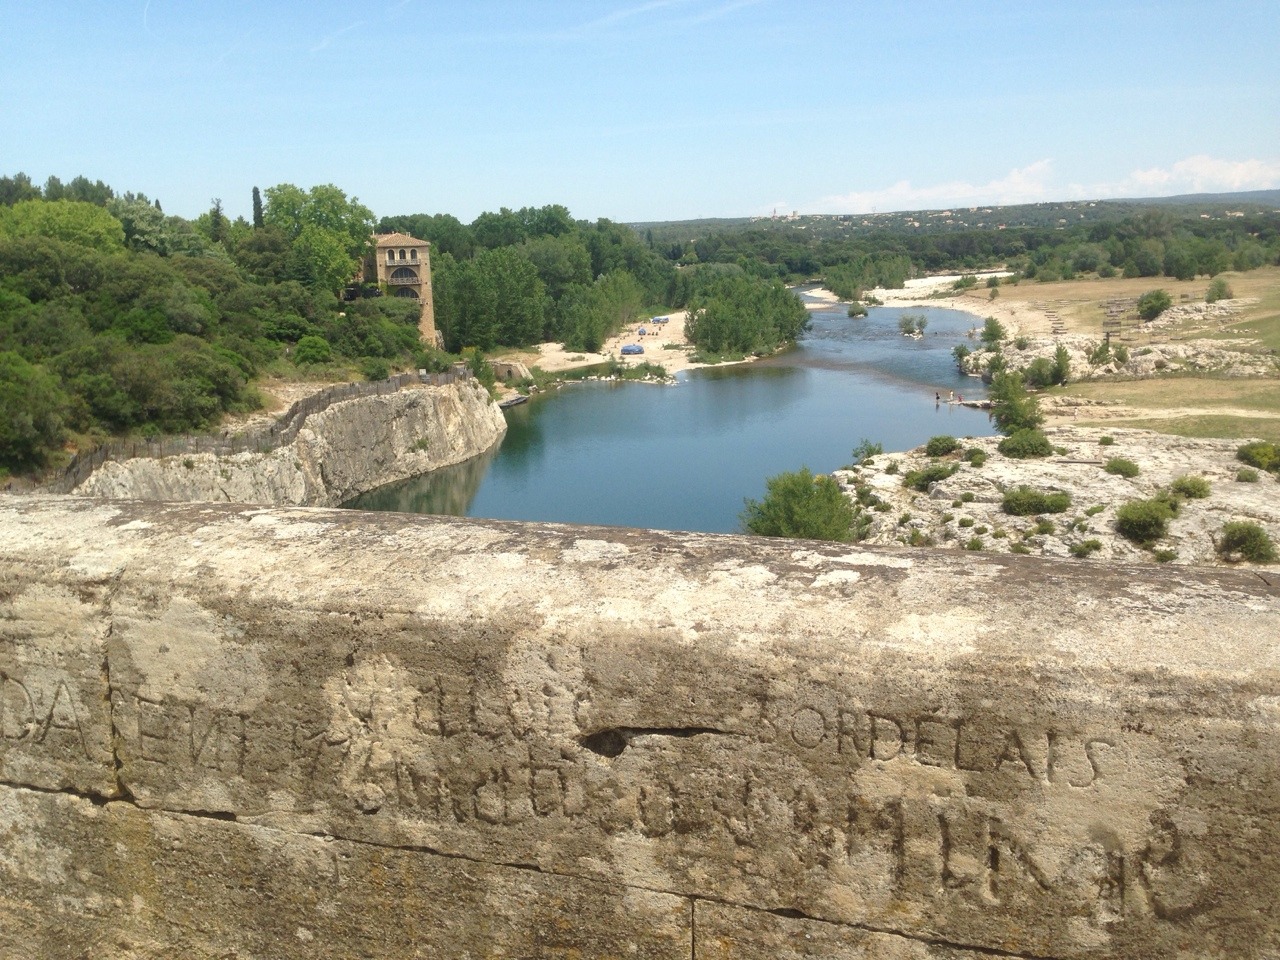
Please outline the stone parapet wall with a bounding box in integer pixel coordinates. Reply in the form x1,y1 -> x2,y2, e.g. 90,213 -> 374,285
1,496 -> 1278,958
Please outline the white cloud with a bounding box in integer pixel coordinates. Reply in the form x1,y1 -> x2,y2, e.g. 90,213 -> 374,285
1077,155 -> 1280,198
813,161 -> 1055,214
812,155 -> 1280,214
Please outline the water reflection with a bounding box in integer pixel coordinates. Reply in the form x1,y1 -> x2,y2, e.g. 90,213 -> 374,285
346,302 -> 996,533
349,442 -> 500,516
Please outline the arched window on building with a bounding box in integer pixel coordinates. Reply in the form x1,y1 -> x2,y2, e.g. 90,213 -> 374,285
410,249 -> 418,261
386,251 -> 395,264
398,249 -> 406,260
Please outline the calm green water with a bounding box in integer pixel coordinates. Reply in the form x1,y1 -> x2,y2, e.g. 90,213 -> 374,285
347,294 -> 995,533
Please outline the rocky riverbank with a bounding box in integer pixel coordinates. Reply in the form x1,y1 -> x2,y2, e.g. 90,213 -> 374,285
835,426 -> 1279,567
74,378 -> 506,506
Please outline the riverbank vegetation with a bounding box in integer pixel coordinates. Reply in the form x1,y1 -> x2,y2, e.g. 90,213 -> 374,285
5,170 -> 1277,477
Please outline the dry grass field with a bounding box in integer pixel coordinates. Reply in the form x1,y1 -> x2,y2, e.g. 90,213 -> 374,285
971,266 -> 1280,442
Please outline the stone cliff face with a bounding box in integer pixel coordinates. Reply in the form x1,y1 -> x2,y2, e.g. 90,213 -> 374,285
73,378 -> 506,506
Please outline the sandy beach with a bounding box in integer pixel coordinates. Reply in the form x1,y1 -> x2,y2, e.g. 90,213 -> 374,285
861,272 -> 1046,336
501,309 -> 767,379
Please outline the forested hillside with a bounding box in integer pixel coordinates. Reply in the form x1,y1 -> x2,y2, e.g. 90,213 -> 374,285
0,175 -> 423,474
7,171 -> 1274,478
637,197 -> 1280,297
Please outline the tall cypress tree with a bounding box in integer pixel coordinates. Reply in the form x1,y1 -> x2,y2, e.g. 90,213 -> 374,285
252,186 -> 264,229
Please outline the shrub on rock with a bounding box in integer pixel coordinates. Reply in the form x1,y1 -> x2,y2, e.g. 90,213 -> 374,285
1002,486 -> 1072,516
1237,441 -> 1279,473
1104,457 -> 1140,478
1170,474 -> 1211,499
902,462 -> 959,492
998,429 -> 1053,459
1218,521 -> 1277,563
925,435 -> 960,457
1115,498 -> 1176,545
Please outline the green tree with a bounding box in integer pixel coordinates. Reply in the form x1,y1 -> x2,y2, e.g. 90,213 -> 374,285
0,350 -> 69,468
1137,289 -> 1172,321
556,272 -> 645,352
741,467 -> 857,541
980,316 -> 1006,345
988,371 -> 1043,434
251,186 -> 264,230
0,173 -> 41,206
264,183 -> 374,293
208,198 -> 228,244
0,199 -> 125,251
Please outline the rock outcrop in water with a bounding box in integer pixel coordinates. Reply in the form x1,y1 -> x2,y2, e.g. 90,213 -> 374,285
73,378 -> 506,506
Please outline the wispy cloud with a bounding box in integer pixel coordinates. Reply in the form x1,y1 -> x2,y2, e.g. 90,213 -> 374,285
576,0 -> 691,33
310,19 -> 366,54
812,156 -> 1280,214
563,0 -> 763,38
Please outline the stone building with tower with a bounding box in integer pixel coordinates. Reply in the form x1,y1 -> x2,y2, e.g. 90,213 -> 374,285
370,232 -> 438,345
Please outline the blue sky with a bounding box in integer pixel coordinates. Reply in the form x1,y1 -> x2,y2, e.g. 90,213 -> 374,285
2,0 -> 1277,224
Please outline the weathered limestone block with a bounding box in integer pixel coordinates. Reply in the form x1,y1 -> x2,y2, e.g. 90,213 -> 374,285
0,784 -> 690,960
1,495 -> 1278,958
0,575 -> 115,795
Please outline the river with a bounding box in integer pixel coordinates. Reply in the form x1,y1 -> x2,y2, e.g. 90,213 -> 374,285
346,294 -> 996,533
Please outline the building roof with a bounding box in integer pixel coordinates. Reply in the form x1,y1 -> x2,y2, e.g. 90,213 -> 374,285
374,232 -> 430,248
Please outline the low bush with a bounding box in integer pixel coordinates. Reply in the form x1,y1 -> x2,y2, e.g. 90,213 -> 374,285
1237,468 -> 1260,483
293,334 -> 333,365
1002,486 -> 1072,516
1115,498 -> 1177,545
1104,457 -> 1140,478
850,438 -> 883,465
1034,519 -> 1056,535
1098,435 -> 1115,446
1170,474 -> 1211,499
960,492 -> 976,503
1137,289 -> 1172,321
964,447 -> 987,467
1217,521 -> 1277,563
925,435 -> 960,457
958,517 -> 975,528
1084,504 -> 1106,516
964,536 -> 984,551
902,461 -> 958,492
1237,441 -> 1279,473
1206,277 -> 1233,303
998,429 -> 1053,459
1153,549 -> 1178,563
1070,539 -> 1103,558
